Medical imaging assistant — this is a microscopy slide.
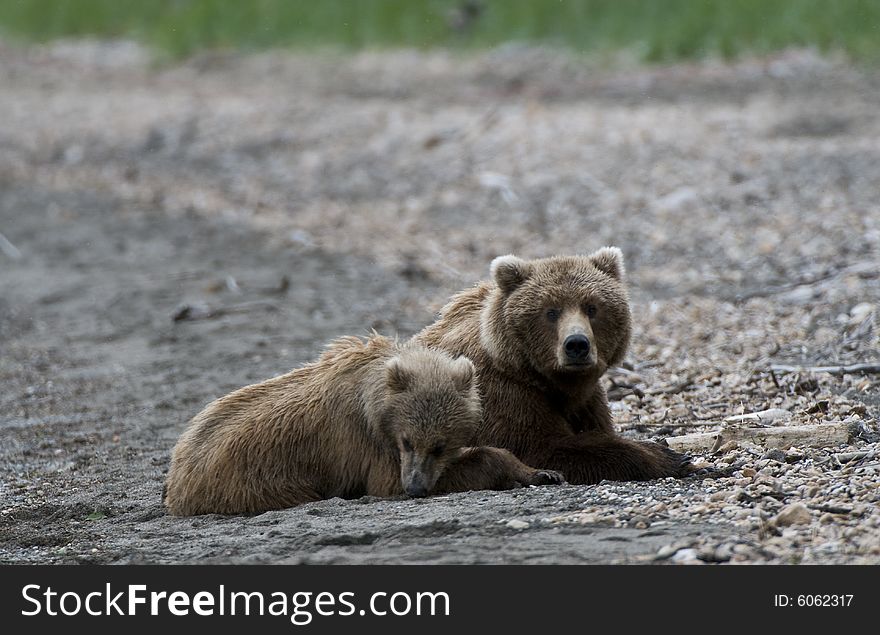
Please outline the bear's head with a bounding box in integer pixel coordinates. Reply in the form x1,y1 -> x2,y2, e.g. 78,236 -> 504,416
380,348 -> 481,497
480,247 -> 632,385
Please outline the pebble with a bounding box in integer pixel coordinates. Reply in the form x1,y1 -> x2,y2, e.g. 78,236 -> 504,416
773,503 -> 812,527
849,302 -> 875,323
762,449 -> 786,463
506,519 -> 530,530
671,548 -> 700,563
761,496 -> 782,510
713,544 -> 733,562
717,440 -> 739,454
656,544 -> 678,560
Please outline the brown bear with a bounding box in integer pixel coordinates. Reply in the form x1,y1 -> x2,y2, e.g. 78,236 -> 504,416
163,335 -> 563,516
414,247 -> 692,484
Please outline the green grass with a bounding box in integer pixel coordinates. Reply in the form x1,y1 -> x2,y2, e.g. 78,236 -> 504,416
0,0 -> 879,62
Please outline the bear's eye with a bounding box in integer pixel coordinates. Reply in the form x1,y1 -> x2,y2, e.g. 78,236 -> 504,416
431,444 -> 445,457
585,304 -> 598,319
545,308 -> 561,322
401,438 -> 413,452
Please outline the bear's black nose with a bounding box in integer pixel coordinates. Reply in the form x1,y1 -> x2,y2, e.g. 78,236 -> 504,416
563,334 -> 591,361
405,483 -> 428,498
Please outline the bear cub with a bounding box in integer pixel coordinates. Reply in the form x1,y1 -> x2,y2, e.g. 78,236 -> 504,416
164,335 -> 563,515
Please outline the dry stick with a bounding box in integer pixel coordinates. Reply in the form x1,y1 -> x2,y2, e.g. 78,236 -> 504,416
835,450 -> 871,463
808,503 -> 857,515
770,363 -> 880,375
645,378 -> 694,395
607,379 -> 645,399
838,449 -> 877,474
173,300 -> 279,322
664,421 -> 860,454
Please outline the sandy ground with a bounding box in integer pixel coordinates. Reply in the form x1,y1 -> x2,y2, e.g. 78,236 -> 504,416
1,41 -> 878,564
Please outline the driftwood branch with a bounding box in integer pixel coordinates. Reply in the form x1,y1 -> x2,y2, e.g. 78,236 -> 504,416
665,421 -> 860,454
769,362 -> 880,375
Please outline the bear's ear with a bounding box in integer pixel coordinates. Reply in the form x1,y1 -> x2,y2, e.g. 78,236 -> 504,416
490,254 -> 533,294
385,357 -> 411,393
450,356 -> 475,393
588,246 -> 625,280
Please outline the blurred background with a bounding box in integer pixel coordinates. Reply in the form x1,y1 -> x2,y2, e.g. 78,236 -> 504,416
1,1 -> 879,563
1,0 -> 880,61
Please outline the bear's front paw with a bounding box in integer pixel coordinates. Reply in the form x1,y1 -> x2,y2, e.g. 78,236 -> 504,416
528,469 -> 566,486
658,444 -> 694,478
641,441 -> 693,479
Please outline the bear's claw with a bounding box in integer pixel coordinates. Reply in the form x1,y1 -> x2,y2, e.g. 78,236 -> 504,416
644,441 -> 695,479
530,469 -> 566,486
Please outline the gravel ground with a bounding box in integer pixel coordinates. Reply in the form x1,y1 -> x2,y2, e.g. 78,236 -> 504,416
0,41 -> 878,564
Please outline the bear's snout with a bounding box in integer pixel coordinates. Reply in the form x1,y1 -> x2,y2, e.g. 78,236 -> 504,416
404,480 -> 429,497
563,334 -> 591,362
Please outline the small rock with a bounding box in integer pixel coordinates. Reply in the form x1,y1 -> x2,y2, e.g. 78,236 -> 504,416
784,449 -> 806,463
773,503 -> 812,527
713,544 -> 733,563
804,400 -> 829,415
762,449 -> 786,463
794,377 -> 819,394
847,404 -> 868,417
726,487 -> 747,503
761,496 -> 783,510
717,440 -> 739,454
655,544 -> 678,560
506,519 -> 530,530
849,302 -> 875,324
741,467 -> 757,478
671,548 -> 700,563
172,302 -> 213,322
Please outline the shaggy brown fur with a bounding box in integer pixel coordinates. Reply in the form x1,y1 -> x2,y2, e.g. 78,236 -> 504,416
164,335 -> 563,515
415,247 -> 693,484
